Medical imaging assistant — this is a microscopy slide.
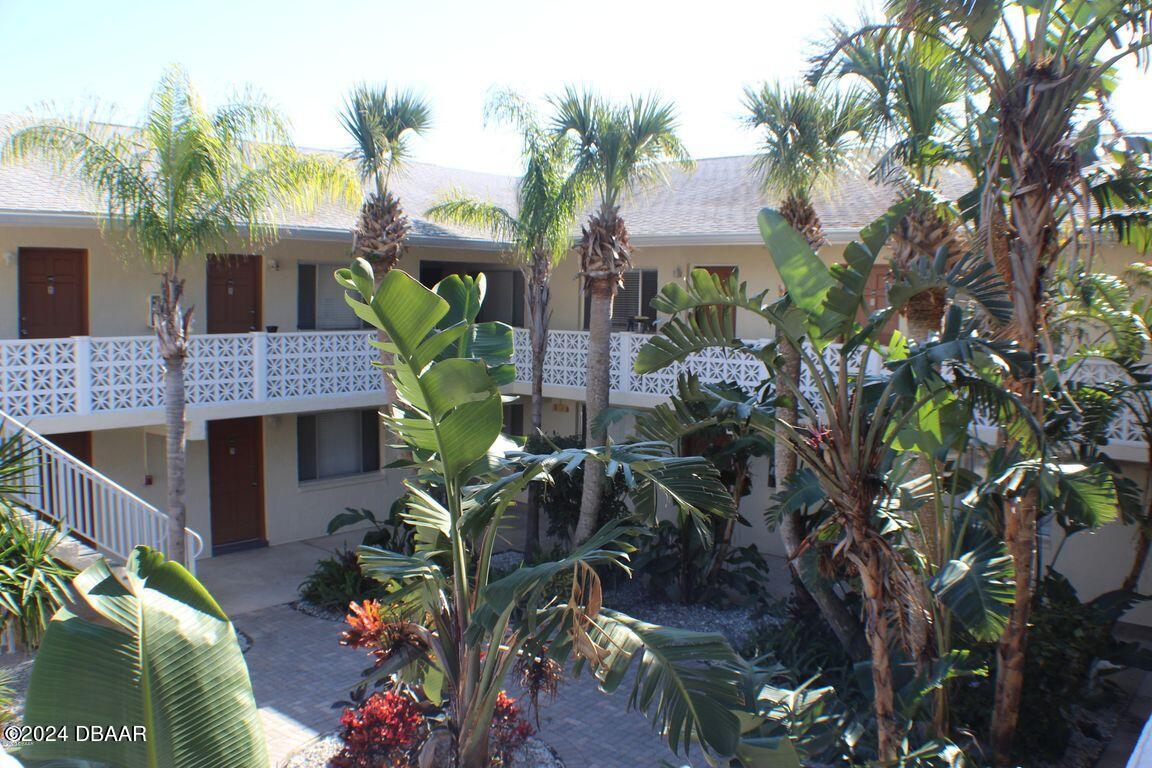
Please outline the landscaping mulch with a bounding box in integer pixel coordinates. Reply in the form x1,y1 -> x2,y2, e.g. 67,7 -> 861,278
602,578 -> 782,650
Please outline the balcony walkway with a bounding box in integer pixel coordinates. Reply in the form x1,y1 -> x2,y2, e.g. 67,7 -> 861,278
4,329 -> 1147,461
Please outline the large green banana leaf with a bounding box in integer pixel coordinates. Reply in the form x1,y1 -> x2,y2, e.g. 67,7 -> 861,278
18,547 -> 268,768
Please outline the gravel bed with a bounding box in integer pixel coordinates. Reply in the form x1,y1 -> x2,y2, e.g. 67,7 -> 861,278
292,600 -> 347,623
1040,700 -> 1124,768
280,733 -> 562,768
603,579 -> 781,649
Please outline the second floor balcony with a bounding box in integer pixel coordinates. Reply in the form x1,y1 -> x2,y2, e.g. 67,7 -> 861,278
1,328 -> 1146,461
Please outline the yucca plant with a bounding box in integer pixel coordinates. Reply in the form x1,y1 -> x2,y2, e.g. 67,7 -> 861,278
426,90 -> 590,554
0,513 -> 75,650
2,67 -> 358,564
549,88 -> 694,545
742,80 -> 871,654
634,205 -> 1025,761
335,261 -> 747,767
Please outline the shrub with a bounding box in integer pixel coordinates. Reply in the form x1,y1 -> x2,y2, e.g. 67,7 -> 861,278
490,691 -> 534,765
951,570 -> 1152,763
0,512 -> 75,648
632,519 -> 771,608
300,500 -> 418,610
327,500 -> 415,551
298,549 -> 382,611
331,689 -> 426,768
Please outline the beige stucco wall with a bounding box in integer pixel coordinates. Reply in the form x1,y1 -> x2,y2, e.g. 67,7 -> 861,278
90,414 -> 403,556
0,225 -> 519,338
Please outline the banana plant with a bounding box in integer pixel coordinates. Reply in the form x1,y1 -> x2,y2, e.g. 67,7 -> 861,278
17,547 -> 267,768
635,205 -> 1027,762
335,261 -> 749,767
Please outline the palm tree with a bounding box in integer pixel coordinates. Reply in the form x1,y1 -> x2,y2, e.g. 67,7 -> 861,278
550,87 -> 693,544
2,67 -> 357,565
839,2 -> 1152,761
425,90 -> 589,555
340,84 -> 432,446
743,80 -> 870,656
340,84 -> 431,271
823,30 -> 969,343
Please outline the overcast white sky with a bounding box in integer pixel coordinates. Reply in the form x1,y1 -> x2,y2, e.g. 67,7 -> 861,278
3,0 -> 1152,176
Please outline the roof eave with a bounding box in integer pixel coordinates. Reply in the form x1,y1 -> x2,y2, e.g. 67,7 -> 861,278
0,209 -> 510,252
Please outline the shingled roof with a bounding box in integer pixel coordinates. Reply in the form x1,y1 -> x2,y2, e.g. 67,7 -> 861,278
0,137 -> 973,246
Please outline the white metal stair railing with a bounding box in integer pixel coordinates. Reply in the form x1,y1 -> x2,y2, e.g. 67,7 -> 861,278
0,411 -> 204,574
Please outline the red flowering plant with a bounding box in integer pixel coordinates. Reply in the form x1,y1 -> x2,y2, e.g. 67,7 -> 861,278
489,691 -> 534,766
336,265 -> 743,768
331,688 -> 427,768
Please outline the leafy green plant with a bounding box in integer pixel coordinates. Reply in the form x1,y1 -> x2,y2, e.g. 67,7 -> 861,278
0,512 -> 75,649
0,422 -> 74,651
301,500 -> 422,610
328,500 -> 417,550
604,375 -> 772,607
522,434 -> 630,544
19,547 -> 267,768
299,549 -> 384,611
950,570 -> 1152,764
335,262 -> 746,767
635,205 -> 1026,760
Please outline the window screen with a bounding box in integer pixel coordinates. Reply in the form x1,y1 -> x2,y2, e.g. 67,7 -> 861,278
298,263 -> 362,330
583,269 -> 658,331
297,410 -> 380,481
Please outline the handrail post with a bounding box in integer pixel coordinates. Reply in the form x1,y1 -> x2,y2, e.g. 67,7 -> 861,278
73,336 -> 92,415
251,331 -> 268,402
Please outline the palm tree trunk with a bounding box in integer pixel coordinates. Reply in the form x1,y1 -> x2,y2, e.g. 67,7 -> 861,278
163,357 -> 187,565
524,258 -> 551,557
575,278 -> 615,544
991,185 -> 1048,765
155,270 -> 189,566
1122,442 -> 1152,592
992,489 -> 1037,763
857,538 -> 899,763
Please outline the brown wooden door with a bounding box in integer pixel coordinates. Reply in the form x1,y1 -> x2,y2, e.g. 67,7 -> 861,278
208,417 -> 265,552
207,256 -> 261,334
18,248 -> 88,338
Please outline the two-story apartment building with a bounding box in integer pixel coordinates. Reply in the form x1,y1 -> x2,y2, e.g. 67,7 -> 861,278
1,148 -> 1149,618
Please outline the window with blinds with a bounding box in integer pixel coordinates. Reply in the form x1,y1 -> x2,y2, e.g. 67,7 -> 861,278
297,410 -> 380,482
297,263 -> 364,330
584,269 -> 658,331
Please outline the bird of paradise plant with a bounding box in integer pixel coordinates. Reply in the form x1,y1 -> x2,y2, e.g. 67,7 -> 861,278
334,260 -> 748,767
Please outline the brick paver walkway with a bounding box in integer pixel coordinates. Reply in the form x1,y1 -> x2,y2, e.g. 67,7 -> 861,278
236,604 -> 688,767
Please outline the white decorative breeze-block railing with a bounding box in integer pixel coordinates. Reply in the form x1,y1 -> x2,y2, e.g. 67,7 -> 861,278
0,331 -> 383,420
0,411 -> 204,572
0,330 -> 1145,450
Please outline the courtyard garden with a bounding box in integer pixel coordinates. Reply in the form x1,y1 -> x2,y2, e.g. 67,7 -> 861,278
6,1 -> 1152,767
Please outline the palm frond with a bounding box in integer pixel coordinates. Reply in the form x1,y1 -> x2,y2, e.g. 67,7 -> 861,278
425,194 -> 518,243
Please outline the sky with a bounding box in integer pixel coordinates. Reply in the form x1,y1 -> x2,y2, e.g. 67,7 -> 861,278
3,0 -> 1152,177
